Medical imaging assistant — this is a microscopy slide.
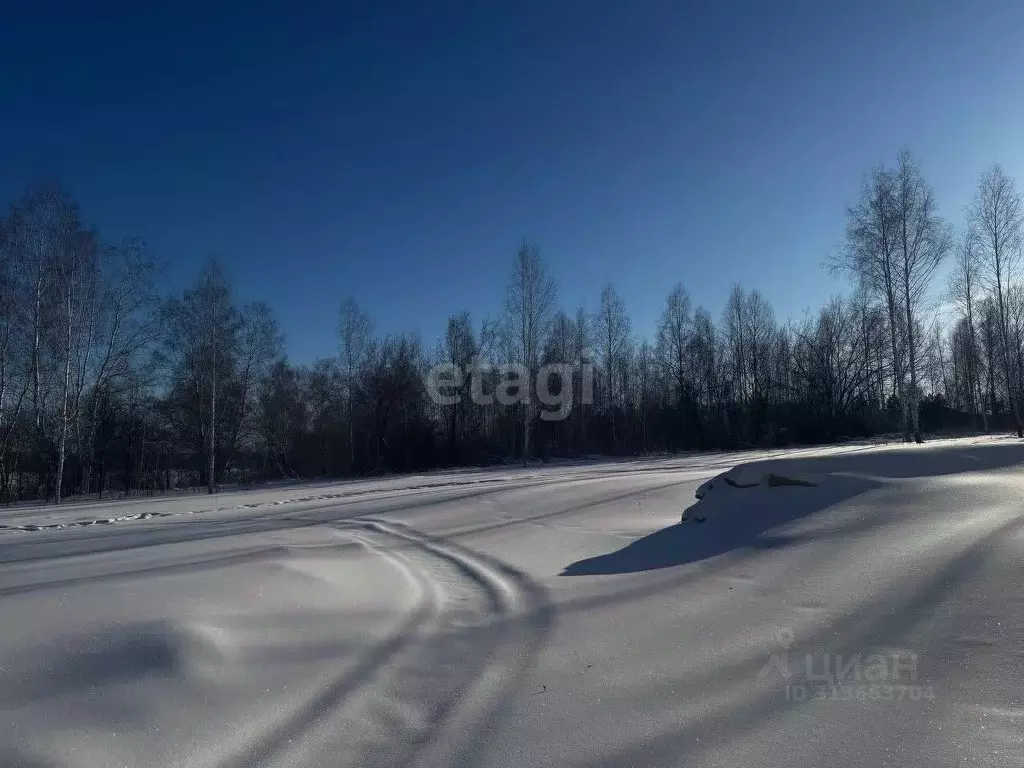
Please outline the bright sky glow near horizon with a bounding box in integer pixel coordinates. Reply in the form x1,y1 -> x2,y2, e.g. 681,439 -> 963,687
3,1 -> 1024,362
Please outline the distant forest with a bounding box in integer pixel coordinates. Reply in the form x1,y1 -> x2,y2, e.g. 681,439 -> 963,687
2,149 -> 1023,503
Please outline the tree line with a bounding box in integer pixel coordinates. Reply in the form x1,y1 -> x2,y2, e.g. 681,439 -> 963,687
2,151 -> 1023,503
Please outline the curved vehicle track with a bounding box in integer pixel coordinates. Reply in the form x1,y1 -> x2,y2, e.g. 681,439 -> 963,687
210,519 -> 552,768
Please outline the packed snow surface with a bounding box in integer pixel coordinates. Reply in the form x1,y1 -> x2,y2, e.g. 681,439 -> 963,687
2,436 -> 1023,767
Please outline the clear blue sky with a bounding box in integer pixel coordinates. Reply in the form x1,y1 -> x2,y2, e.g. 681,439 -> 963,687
3,1 -> 1023,362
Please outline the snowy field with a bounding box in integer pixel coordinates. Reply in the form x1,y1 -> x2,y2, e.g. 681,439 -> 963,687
2,436 -> 1023,767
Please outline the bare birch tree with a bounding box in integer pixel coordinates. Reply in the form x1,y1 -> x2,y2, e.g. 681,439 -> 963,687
594,284 -> 631,451
968,164 -> 1024,437
0,216 -> 30,498
657,282 -> 693,404
833,165 -> 909,439
947,229 -> 987,430
572,305 -> 592,453
3,185 -> 97,500
339,298 -> 372,471
162,259 -> 240,493
892,149 -> 951,442
50,216 -> 99,502
503,241 -> 557,464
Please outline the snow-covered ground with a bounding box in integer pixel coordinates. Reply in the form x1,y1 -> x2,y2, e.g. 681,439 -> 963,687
2,436 -> 1023,767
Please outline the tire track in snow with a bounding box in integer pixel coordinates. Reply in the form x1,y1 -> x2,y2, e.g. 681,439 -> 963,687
199,525 -> 439,768
209,518 -> 551,768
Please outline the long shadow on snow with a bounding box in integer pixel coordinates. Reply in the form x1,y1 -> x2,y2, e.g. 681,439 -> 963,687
561,441 -> 1024,577
568,511 -> 1024,768
561,475 -> 879,576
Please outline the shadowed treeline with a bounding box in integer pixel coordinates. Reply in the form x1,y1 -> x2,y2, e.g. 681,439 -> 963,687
2,153 -> 1024,503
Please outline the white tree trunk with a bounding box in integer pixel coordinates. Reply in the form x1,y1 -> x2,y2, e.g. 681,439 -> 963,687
208,373 -> 216,494
55,296 -> 73,504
